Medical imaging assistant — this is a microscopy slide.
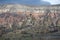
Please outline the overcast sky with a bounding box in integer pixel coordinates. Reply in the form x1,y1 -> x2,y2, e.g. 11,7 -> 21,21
43,0 -> 60,4
0,0 -> 60,5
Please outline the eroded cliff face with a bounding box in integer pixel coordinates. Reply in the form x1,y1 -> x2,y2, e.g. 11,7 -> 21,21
0,4 -> 60,40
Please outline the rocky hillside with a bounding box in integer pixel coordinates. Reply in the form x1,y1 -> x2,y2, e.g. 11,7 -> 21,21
0,4 -> 60,40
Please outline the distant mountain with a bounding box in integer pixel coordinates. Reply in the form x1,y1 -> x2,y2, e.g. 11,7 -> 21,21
0,4 -> 60,13
54,4 -> 60,6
